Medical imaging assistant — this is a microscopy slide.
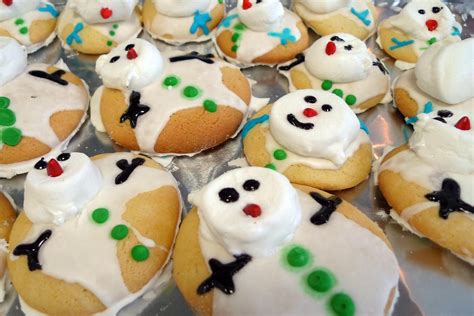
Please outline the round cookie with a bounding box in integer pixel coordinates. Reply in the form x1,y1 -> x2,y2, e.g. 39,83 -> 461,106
0,37 -> 89,178
377,0 -> 461,69
92,38 -> 252,156
8,152 -> 181,314
143,0 -> 225,45
173,167 -> 400,316
0,191 -> 16,302
394,39 -> 473,121
280,33 -> 391,114
214,0 -> 309,67
242,89 -> 372,191
378,111 -> 474,265
57,0 -> 142,54
0,0 -> 58,53
293,0 -> 377,40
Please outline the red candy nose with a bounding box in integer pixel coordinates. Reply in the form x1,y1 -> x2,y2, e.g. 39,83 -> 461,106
243,204 -> 262,218
303,108 -> 318,117
100,7 -> 113,19
2,0 -> 13,6
47,159 -> 63,177
127,48 -> 138,60
242,0 -> 252,10
455,116 -> 471,131
325,42 -> 336,55
426,19 -> 438,31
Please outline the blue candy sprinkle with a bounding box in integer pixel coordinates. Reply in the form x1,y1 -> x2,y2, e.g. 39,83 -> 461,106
350,8 -> 371,26
190,10 -> 212,35
66,22 -> 84,45
268,28 -> 297,45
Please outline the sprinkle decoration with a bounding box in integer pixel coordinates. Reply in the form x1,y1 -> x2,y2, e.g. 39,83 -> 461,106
38,2 -> 59,17
307,269 -> 334,293
66,22 -> 84,46
0,96 -> 22,146
286,245 -> 311,268
268,28 -> 297,45
230,23 -> 247,52
241,114 -> 269,139
182,85 -> 201,100
111,225 -> 129,240
273,149 -> 287,161
163,75 -> 181,89
190,10 -> 212,35
330,293 -> 355,316
92,208 -> 109,224
14,18 -> 28,35
265,163 -> 276,170
203,99 -> 217,112
389,37 -> 415,51
131,245 -> 150,262
101,7 -> 113,19
350,8 -> 371,26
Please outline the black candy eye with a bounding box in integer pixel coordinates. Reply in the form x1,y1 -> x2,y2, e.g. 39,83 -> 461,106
219,188 -> 240,203
418,9 -> 425,14
243,179 -> 260,191
437,110 -> 453,118
330,35 -> 344,42
57,153 -> 71,161
34,158 -> 47,170
432,6 -> 442,13
125,44 -> 135,51
110,56 -> 120,63
322,104 -> 332,112
433,117 -> 447,123
304,96 -> 317,104
344,45 -> 353,51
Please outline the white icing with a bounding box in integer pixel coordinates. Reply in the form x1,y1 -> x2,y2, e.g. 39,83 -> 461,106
91,86 -> 106,132
215,8 -> 302,65
389,208 -> 424,238
0,0 -> 40,21
153,0 -> 210,18
0,36 -> 26,86
236,0 -> 284,32
190,167 -> 301,258
415,39 -> 474,105
96,39 -> 164,91
198,187 -> 399,315
15,152 -> 179,311
69,0 -> 138,24
394,60 -> 416,70
400,202 -> 439,223
24,153 -> 103,225
269,90 -> 361,166
296,0 -> 352,14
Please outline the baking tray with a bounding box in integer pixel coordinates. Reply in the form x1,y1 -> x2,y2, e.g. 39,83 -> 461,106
1,0 -> 474,315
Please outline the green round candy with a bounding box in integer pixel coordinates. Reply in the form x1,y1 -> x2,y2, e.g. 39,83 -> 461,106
321,80 -> 333,91
92,208 -> 109,224
0,109 -> 15,126
163,75 -> 180,88
330,293 -> 355,316
106,40 -> 113,46
111,224 -> 129,240
273,149 -> 287,161
287,246 -> 310,268
231,45 -> 239,52
19,27 -> 28,35
15,18 -> 24,25
112,23 -> 119,29
265,163 -> 276,170
131,245 -> 150,262
182,86 -> 201,99
345,95 -> 357,106
307,269 -> 334,293
2,127 -> 21,146
0,97 -> 10,109
332,89 -> 344,98
109,30 -> 116,36
203,99 -> 217,112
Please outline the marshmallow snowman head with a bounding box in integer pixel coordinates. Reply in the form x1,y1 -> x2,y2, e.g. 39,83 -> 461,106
0,37 -> 26,86
24,153 -> 103,225
154,0 -> 211,18
305,33 -> 373,83
392,0 -> 458,41
0,0 -> 40,21
269,90 -> 360,165
96,39 -> 164,91
297,0 -> 351,14
189,167 -> 301,257
69,0 -> 138,24
237,0 -> 285,32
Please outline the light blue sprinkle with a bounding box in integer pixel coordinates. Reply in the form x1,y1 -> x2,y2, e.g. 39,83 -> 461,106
452,26 -> 461,36
268,28 -> 297,45
219,14 -> 238,29
359,118 -> 369,134
38,2 -> 59,17
389,37 -> 415,51
190,10 -> 212,35
66,22 -> 84,46
423,101 -> 433,114
350,8 -> 371,26
241,114 -> 269,139
405,116 -> 419,125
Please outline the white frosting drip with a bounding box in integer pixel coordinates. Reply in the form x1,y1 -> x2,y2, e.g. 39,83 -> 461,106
0,0 -> 40,21
190,167 -> 301,257
69,0 -> 138,24
296,0 -> 352,14
415,39 -> 474,105
96,39 -> 164,91
24,153 -> 103,225
198,189 -> 399,315
153,0 -> 210,18
0,37 -> 26,86
237,0 -> 284,32
269,90 -> 361,166
15,153 -> 179,310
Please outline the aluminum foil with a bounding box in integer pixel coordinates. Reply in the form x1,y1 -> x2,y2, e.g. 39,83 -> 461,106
2,0 -> 474,315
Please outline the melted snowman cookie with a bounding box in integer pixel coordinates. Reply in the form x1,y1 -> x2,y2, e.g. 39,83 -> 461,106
57,0 -> 141,54
92,38 -> 252,156
378,111 -> 474,265
143,0 -> 225,45
214,0 -> 309,67
293,0 -> 377,40
8,152 -> 181,314
242,89 -> 372,190
173,167 -> 400,316
281,33 -> 391,113
378,0 -> 462,69
0,0 -> 58,53
0,37 -> 89,178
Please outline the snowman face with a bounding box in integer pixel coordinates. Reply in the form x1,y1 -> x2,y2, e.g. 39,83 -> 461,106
305,33 -> 372,83
429,109 -> 471,131
96,39 -> 164,91
0,36 -> 27,86
154,0 -> 210,18
0,0 -> 40,21
69,0 -> 138,24
190,167 -> 301,257
297,0 -> 351,14
237,0 -> 284,32
269,90 -> 360,164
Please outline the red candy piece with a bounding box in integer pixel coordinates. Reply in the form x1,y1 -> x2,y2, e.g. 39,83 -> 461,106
243,204 -> 262,218
47,159 -> 63,177
303,108 -> 318,117
100,7 -> 113,19
2,0 -> 12,6
426,19 -> 438,31
325,42 -> 336,55
455,116 -> 471,131
127,48 -> 138,60
242,0 -> 252,10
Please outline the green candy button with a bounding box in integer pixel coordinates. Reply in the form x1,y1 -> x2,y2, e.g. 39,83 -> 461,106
111,224 -> 129,240
131,245 -> 150,262
332,89 -> 343,98
273,149 -> 287,161
92,208 -> 109,224
330,293 -> 355,316
287,246 -> 310,268
345,95 -> 357,106
182,86 -> 201,99
321,80 -> 333,91
265,163 -> 276,170
203,99 -> 217,112
163,75 -> 180,88
2,127 -> 21,146
0,109 -> 15,126
307,269 -> 334,293
0,97 -> 10,109
19,27 -> 28,35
